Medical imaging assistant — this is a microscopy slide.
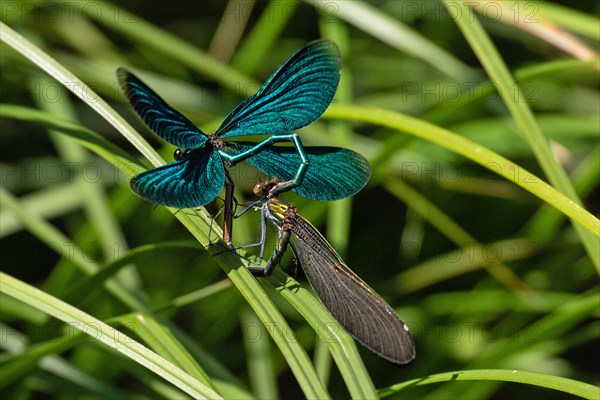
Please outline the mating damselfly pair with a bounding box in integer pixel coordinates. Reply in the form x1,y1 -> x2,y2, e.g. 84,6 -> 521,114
119,40 -> 415,365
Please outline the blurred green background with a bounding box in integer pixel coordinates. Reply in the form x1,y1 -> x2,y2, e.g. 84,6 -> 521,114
1,1 -> 598,399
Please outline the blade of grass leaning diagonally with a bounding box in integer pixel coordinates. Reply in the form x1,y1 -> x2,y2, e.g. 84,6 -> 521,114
305,0 -> 476,81
383,176 -> 536,296
0,328 -> 118,395
33,74 -> 142,292
0,104 -> 139,170
64,0 -> 256,93
0,272 -> 222,399
320,21 -> 354,265
524,0 -> 600,40
323,105 -> 599,238
207,0 -> 254,63
470,1 -> 598,64
443,0 -> 599,270
116,312 -> 216,389
0,187 -> 146,311
232,0 -> 301,74
435,290 -> 600,399
0,183 -> 83,237
396,238 -> 537,293
522,145 -> 600,243
0,23 -> 163,168
241,308 -> 278,400
377,368 -> 598,399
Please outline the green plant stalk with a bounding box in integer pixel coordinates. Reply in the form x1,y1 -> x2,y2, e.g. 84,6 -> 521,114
527,0 -> 600,39
0,22 -> 163,168
306,0 -> 475,81
444,0 -> 599,270
241,308 -> 278,400
424,58 -> 599,125
232,0 -> 300,74
266,268 -> 378,399
397,238 -> 537,293
0,183 -> 83,238
384,177 -> 535,296
321,18 -> 353,260
0,325 -> 87,390
522,145 -> 600,242
0,272 -> 222,399
378,368 -> 597,399
63,241 -> 198,305
35,75 -> 142,292
0,187 -> 146,311
65,0 -> 256,93
323,105 -> 599,238
444,290 -> 600,399
0,104 -> 139,169
117,313 -> 216,390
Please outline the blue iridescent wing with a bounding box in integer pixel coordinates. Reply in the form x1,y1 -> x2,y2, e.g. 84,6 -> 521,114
233,143 -> 370,200
217,40 -> 341,138
130,145 -> 225,208
117,68 -> 207,149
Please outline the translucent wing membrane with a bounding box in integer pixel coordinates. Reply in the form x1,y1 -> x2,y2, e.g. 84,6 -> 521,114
289,213 -> 416,365
233,143 -> 370,201
217,40 -> 341,138
130,145 -> 224,208
117,68 -> 207,149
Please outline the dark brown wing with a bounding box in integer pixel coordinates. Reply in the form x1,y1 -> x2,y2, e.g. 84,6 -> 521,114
289,214 -> 415,365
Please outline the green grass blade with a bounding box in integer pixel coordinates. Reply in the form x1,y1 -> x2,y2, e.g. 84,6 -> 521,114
0,22 -> 163,168
266,269 -> 379,399
0,183 -> 82,237
241,308 -> 279,400
165,325 -> 255,400
67,0 -> 254,92
530,0 -> 600,39
35,78 -> 142,291
232,0 -> 301,75
396,238 -> 537,293
428,290 -> 599,399
64,241 -> 199,304
443,0 -> 599,270
0,327 -> 87,390
38,356 -> 128,397
522,145 -> 600,242
378,369 -> 598,399
0,186 -> 145,311
323,104 -> 599,237
0,104 -> 139,171
384,177 -> 536,300
0,272 -> 222,399
321,21 -> 354,259
306,0 -> 475,81
116,313 -> 216,390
